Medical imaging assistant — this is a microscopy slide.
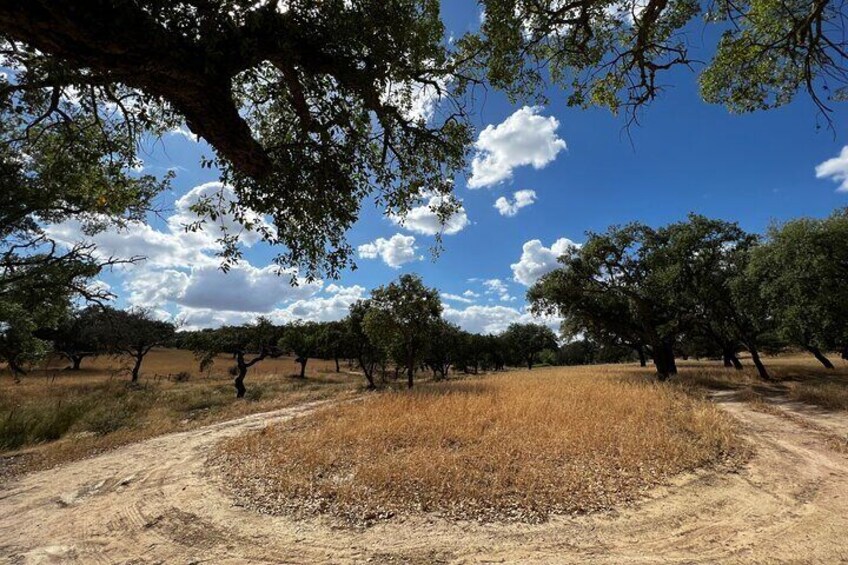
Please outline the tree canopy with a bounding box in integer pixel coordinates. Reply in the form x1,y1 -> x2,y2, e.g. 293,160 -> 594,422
363,273 -> 443,388
2,0 -> 845,285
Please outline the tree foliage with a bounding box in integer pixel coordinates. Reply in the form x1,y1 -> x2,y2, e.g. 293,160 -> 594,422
501,323 -> 558,370
187,317 -> 280,398
363,274 -> 443,388
0,0 -> 471,280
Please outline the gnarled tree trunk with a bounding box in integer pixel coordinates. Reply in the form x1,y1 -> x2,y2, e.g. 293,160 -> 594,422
747,344 -> 771,381
805,345 -> 835,369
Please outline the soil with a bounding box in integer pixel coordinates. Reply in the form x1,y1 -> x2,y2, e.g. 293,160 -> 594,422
2,393 -> 848,563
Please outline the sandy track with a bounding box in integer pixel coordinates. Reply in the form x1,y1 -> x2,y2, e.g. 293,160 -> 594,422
2,394 -> 848,564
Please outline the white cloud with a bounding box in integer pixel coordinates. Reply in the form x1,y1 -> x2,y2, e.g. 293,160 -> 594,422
45,217 -> 218,269
483,278 -> 515,302
383,77 -> 447,123
494,189 -> 537,217
444,304 -> 559,335
168,181 -> 275,248
177,264 -> 319,312
175,284 -> 367,330
815,146 -> 848,192
273,284 -> 367,323
168,125 -> 200,142
390,195 -> 470,236
441,292 -> 475,304
468,106 -> 566,189
358,234 -> 420,268
462,289 -> 480,298
511,237 -> 580,286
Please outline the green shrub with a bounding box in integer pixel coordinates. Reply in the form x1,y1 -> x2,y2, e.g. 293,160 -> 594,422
29,400 -> 89,442
0,409 -> 29,450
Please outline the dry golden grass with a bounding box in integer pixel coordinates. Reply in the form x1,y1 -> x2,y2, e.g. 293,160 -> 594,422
674,354 -> 848,411
217,365 -> 742,524
0,349 -> 362,477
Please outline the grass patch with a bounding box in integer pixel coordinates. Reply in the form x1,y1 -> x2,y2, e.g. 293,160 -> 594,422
788,382 -> 848,411
0,349 -> 361,476
216,366 -> 741,524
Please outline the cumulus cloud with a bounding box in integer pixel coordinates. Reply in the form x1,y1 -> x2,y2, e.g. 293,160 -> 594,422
358,233 -> 420,268
44,181 -> 334,325
483,278 -> 515,302
390,194 -> 470,236
168,125 -> 200,142
175,284 -> 367,330
177,264 -> 319,312
444,304 -> 559,335
45,217 -> 219,269
468,106 -> 566,189
815,146 -> 848,192
511,237 -> 580,286
45,181 -> 272,270
168,181 -> 276,247
494,189 -> 537,217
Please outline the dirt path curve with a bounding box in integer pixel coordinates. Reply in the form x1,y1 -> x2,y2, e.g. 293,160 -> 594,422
2,394 -> 848,564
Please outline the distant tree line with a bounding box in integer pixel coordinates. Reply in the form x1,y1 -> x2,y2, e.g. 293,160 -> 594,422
0,273 -> 560,397
179,274 -> 559,397
529,209 -> 848,381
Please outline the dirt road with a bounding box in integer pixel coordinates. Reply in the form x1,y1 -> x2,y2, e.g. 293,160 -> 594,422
2,394 -> 848,564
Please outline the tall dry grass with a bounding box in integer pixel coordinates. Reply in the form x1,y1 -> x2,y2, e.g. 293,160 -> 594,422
0,349 -> 361,477
217,365 -> 741,523
674,354 -> 848,410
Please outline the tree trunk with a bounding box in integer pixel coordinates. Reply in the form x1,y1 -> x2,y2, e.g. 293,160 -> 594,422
527,356 -> 533,370
722,346 -> 744,370
652,341 -> 677,381
361,359 -> 376,389
666,343 -> 678,375
636,345 -> 647,367
8,358 -> 26,381
748,345 -> 771,381
842,344 -> 848,361
730,355 -> 743,370
234,366 -> 247,398
407,364 -> 414,389
805,345 -> 835,369
130,353 -> 143,382
297,357 -> 307,379
334,356 -> 340,373
67,355 -> 83,370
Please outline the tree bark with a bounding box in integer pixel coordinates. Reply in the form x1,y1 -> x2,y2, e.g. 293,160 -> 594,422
234,366 -> 247,398
805,345 -> 835,369
652,341 -> 677,381
748,345 -> 771,381
130,352 -> 143,382
359,356 -> 376,389
527,356 -> 533,370
297,357 -> 307,379
730,354 -> 743,370
723,346 -> 744,370
66,355 -> 84,370
636,345 -> 647,367
8,357 -> 26,381
334,356 -> 340,373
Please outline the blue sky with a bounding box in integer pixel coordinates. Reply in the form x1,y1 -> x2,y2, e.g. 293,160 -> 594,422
48,3 -> 848,334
